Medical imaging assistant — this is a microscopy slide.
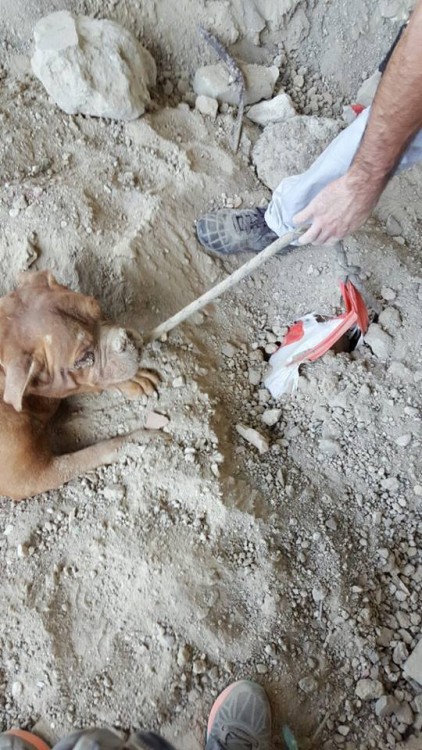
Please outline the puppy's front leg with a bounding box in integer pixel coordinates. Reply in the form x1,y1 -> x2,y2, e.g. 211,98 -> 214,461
9,429 -> 167,501
115,368 -> 160,398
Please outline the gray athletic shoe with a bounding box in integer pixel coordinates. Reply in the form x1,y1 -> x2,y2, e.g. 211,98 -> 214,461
205,680 -> 271,750
196,208 -> 278,256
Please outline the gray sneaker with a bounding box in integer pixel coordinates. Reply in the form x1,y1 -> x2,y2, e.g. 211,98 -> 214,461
205,680 -> 271,750
196,208 -> 278,256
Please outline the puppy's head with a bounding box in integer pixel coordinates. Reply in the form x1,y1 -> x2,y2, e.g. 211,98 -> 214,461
0,270 -> 140,411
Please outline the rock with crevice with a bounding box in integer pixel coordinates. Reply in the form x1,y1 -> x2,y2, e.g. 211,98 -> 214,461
252,115 -> 341,191
31,11 -> 156,120
193,62 -> 279,106
246,93 -> 296,126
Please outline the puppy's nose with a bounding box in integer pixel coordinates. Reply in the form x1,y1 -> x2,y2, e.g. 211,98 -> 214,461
111,328 -> 130,353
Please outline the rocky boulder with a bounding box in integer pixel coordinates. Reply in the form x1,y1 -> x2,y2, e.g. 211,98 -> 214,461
31,11 -> 156,120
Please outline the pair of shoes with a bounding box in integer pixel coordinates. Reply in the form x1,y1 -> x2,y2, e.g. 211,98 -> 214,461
205,680 -> 271,750
196,208 -> 278,257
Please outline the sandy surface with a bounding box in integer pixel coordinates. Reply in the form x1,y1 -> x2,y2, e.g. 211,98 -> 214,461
0,2 -> 421,750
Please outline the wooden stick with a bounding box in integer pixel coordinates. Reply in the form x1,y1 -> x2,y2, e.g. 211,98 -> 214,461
146,228 -> 302,342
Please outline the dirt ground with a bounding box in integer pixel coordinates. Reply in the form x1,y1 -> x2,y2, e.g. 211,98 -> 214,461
0,1 -> 421,749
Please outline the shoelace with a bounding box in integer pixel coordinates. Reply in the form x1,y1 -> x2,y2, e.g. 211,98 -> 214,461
207,726 -> 258,750
233,210 -> 268,238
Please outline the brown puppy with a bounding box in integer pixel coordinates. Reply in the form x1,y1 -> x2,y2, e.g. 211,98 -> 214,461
0,270 -> 161,501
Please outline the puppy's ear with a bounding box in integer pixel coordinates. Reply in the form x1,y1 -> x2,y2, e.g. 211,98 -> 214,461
2,355 -> 38,412
16,270 -> 61,290
57,293 -> 102,324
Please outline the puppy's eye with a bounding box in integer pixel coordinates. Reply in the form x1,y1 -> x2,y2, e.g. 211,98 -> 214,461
74,351 -> 95,369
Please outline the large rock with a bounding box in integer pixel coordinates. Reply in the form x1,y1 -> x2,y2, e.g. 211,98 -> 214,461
193,62 -> 279,106
31,11 -> 156,120
252,115 -> 342,190
246,92 -> 296,126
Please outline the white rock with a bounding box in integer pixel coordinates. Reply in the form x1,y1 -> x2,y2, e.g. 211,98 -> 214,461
145,412 -> 169,430
12,681 -> 23,698
395,434 -> 412,447
319,439 -> 340,456
356,70 -> 381,107
312,585 -> 327,603
379,307 -> 401,332
246,93 -> 296,126
379,0 -> 413,21
381,476 -> 399,493
261,408 -> 282,427
222,342 -> 237,358
355,678 -> 384,701
172,376 -> 185,388
403,638 -> 422,685
193,62 -> 279,106
252,115 -> 341,190
381,286 -> 397,301
195,94 -> 218,119
236,424 -> 269,454
375,695 -> 399,717
386,215 -> 403,236
31,11 -> 156,120
395,702 -> 414,725
365,323 -> 393,359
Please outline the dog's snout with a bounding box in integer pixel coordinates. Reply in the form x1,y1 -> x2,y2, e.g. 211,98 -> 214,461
111,328 -> 130,353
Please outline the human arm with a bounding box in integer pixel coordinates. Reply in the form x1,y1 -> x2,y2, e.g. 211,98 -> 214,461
294,1 -> 422,245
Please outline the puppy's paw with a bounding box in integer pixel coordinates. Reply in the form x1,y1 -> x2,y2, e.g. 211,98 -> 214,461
118,368 -> 160,398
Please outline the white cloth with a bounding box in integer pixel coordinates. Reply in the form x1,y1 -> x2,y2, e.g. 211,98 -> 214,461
264,106 -> 422,236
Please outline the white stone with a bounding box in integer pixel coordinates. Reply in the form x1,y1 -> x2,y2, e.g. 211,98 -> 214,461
252,115 -> 341,191
403,638 -> 422,685
172,376 -> 185,388
395,434 -> 412,447
381,476 -> 399,493
379,307 -> 401,332
375,695 -> 399,717
222,342 -> 237,358
356,71 -> 381,107
193,62 -> 279,106
381,286 -> 397,301
246,93 -> 296,126
31,11 -> 156,120
145,412 -> 169,430
395,702 -> 414,725
195,95 -> 218,119
355,679 -> 384,701
365,323 -> 393,359
261,408 -> 282,426
12,681 -> 23,698
236,424 -> 269,454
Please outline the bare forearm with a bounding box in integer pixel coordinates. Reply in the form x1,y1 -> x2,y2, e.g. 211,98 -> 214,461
351,2 -> 422,193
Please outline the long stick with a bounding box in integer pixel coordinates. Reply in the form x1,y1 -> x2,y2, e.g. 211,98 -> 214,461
146,228 -> 302,342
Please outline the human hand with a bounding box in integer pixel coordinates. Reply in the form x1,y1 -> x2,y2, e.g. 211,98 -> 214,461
293,170 -> 383,246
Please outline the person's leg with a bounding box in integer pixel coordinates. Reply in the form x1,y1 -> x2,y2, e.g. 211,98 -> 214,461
196,207 -> 278,256
197,111 -> 371,255
197,106 -> 422,255
264,107 -> 370,237
205,680 -> 271,750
